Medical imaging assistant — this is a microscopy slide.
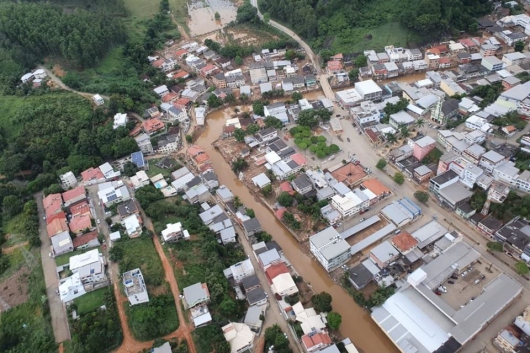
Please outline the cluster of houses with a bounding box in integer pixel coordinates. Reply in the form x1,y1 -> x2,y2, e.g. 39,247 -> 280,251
494,304 -> 530,352
20,68 -> 48,87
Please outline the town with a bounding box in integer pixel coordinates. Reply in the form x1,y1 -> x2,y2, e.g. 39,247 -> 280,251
6,1 -> 530,353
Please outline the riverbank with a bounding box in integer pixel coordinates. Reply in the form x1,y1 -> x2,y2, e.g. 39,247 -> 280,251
196,107 -> 399,353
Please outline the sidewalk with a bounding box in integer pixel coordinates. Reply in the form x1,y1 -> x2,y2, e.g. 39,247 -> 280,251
35,192 -> 71,343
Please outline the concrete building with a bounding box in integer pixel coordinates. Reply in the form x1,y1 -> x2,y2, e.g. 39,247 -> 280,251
309,227 -> 351,272
60,171 -> 78,189
123,268 -> 149,305
409,136 -> 436,161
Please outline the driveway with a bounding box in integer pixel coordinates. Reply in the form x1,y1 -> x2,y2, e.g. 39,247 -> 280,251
35,192 -> 71,343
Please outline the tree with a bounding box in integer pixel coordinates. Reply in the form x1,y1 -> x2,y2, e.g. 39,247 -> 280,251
232,158 -> 248,173
348,69 -> 359,82
261,184 -> 273,196
186,135 -> 193,143
385,133 -> 397,144
297,109 -> 320,128
327,312 -> 342,330
224,93 -> 236,104
487,241 -> 504,252
263,12 -> 270,24
376,159 -> 387,170
291,91 -> 303,101
215,11 -> 221,20
414,191 -> 429,203
253,101 -> 265,116
264,116 -> 283,129
123,161 -> 139,177
235,55 -> 243,66
311,292 -> 332,312
218,296 -> 238,316
277,192 -> 294,207
247,124 -> 260,135
393,172 -> 405,185
3,195 -> 23,219
516,261 -> 530,275
207,94 -> 223,108
416,118 -> 425,130
236,0 -> 259,23
239,93 -> 249,102
354,54 -> 367,67
400,125 -> 410,138
109,246 -> 124,262
246,208 -> 255,218
234,128 -> 246,142
515,41 -> 525,52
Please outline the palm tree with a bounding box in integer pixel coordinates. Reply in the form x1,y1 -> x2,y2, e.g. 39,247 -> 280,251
415,118 -> 425,131
385,133 -> 397,144
400,126 -> 410,139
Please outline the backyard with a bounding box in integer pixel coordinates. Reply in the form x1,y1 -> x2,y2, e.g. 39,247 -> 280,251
73,287 -> 107,315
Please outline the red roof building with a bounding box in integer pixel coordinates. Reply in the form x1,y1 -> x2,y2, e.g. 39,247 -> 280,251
175,49 -> 188,58
72,230 -> 99,248
187,145 -> 205,157
391,231 -> 418,254
81,167 -> 104,183
265,263 -> 289,284
47,211 -> 66,225
174,97 -> 191,110
172,70 -> 189,80
280,181 -> 295,195
69,214 -> 92,234
46,217 -> 68,237
301,333 -> 332,352
43,193 -> 63,219
151,59 -> 164,68
143,117 -> 165,134
161,92 -> 178,103
62,185 -> 86,206
290,153 -> 307,167
70,201 -> 90,216
275,208 -> 287,220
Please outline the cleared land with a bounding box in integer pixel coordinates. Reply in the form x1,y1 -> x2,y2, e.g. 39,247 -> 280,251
74,287 -> 107,315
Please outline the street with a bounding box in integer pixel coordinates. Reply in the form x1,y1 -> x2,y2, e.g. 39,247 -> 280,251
36,192 -> 71,344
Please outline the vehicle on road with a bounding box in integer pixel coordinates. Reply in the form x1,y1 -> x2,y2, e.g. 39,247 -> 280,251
96,219 -> 101,224
448,280 -> 455,284
438,286 -> 447,293
461,270 -> 469,277
360,218 -> 365,222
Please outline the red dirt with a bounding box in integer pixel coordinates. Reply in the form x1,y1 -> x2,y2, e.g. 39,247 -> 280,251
0,266 -> 30,310
1,241 -> 29,254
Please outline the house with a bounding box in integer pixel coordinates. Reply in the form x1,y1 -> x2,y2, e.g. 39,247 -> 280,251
516,170 -> 530,193
503,76 -> 521,91
249,62 -> 268,84
93,94 -> 104,106
60,171 -> 77,189
355,80 -> 383,101
152,342 -> 172,353
97,181 -> 130,207
62,185 -> 86,207
478,215 -> 504,237
503,52 -> 527,66
258,248 -> 282,270
493,161 -> 520,185
302,333 -> 333,353
122,214 -> 142,238
242,218 -> 262,237
370,241 -> 399,269
462,144 -> 486,164
256,127 -> 278,144
409,136 -> 436,161
222,322 -> 255,353
130,170 -> 150,189
246,287 -> 267,306
70,201 -> 90,217
292,302 -> 327,334
156,133 -> 180,154
264,102 -> 289,124
154,85 -> 169,97
244,306 -> 264,332
72,230 -> 99,250
70,249 -> 107,285
502,125 -> 518,136
135,133 -> 154,155
497,29 -> 527,46
43,193 -> 63,219
220,227 -> 237,245
271,273 -> 298,296
69,214 -> 92,234
413,165 -> 434,182
123,268 -> 149,305
251,173 -> 271,189
161,222 -> 190,243
224,259 -> 255,284
389,111 -> 415,128
309,227 -> 351,272
113,113 -> 128,130
183,282 -> 210,308
482,56 -> 503,71
59,272 -> 86,302
143,118 -> 165,135
51,230 -> 73,256
292,174 -> 313,195
47,216 -> 68,238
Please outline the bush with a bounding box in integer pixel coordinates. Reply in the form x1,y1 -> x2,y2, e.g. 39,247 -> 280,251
487,241 -> 504,252
393,172 -> 405,185
376,158 -> 387,170
311,292 -> 332,313
516,261 -> 530,276
327,311 -> 342,330
414,191 -> 429,203
277,192 -> 294,207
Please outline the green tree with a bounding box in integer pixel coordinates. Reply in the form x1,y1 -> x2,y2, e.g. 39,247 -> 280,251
486,241 -> 504,252
253,101 -> 265,116
277,192 -> 294,207
236,0 -> 259,23
239,93 -> 249,102
291,91 -> 303,101
348,69 -> 359,82
219,296 -> 238,316
416,118 -> 425,130
207,94 -> 223,108
109,246 -> 124,262
186,135 -> 193,143
285,49 -> 297,60
261,184 -> 273,196
393,172 -> 405,185
515,41 -> 525,52
327,311 -> 342,330
234,128 -> 246,142
264,116 -> 283,129
354,54 -> 367,67
385,133 -> 397,144
215,11 -> 221,20
311,292 -> 332,312
247,124 -> 260,135
376,159 -> 387,170
123,161 -> 139,177
246,208 -> 255,218
235,55 -> 243,66
232,158 -> 248,173
3,195 -> 23,219
516,261 -> 530,275
414,191 -> 429,203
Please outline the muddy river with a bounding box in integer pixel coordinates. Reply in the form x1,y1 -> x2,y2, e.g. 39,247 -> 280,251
196,108 -> 398,353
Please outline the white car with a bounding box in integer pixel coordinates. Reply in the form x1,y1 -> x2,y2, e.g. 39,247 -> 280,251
96,219 -> 101,224
438,286 -> 447,293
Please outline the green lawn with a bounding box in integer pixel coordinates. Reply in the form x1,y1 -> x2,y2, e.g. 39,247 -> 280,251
145,158 -> 180,178
123,0 -> 159,19
114,237 -> 164,287
74,287 -> 107,314
3,213 -> 28,246
0,95 -> 31,138
55,247 -> 97,267
94,46 -> 124,74
168,0 -> 189,27
0,246 -> 28,281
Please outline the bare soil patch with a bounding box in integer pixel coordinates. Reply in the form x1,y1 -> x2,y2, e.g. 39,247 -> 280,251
0,267 -> 30,310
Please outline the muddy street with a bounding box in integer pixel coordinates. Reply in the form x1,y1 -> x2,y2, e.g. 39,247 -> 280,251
196,108 -> 398,353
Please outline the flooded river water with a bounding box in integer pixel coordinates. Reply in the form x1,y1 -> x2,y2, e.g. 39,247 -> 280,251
196,108 -> 398,353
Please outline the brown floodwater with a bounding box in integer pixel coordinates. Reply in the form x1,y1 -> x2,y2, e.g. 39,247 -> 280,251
187,0 -> 237,36
196,108 -> 398,353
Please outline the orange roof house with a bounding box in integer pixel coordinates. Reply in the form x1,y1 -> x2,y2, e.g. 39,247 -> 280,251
172,70 -> 189,80
174,97 -> 191,110
362,179 -> 391,197
330,163 -> 367,186
275,208 -> 287,220
290,153 -> 307,167
43,193 -> 63,219
143,117 -> 165,134
194,153 -> 211,166
72,230 -> 99,248
175,49 -> 188,58
81,167 -> 104,182
391,231 -> 418,254
70,201 -> 90,216
327,60 -> 343,72
46,217 -> 68,237
302,333 -> 332,352
439,57 -> 451,65
187,145 -> 205,157
47,211 -> 66,225
151,59 -> 164,68
69,214 -> 92,234
280,181 -> 295,195
265,263 -> 289,284
161,92 -> 178,103
62,185 -> 86,205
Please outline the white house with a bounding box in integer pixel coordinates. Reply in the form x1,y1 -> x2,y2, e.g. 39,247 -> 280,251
122,214 -> 142,238
161,222 -> 190,243
93,94 -> 105,106
309,227 -> 351,272
123,268 -> 149,305
113,113 -> 128,130
154,85 -> 169,97
59,273 -> 86,303
69,249 -> 107,285
271,273 -> 298,296
60,171 -> 78,189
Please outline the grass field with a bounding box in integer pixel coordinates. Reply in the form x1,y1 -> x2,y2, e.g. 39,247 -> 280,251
333,22 -> 419,53
94,47 -> 124,74
0,95 -> 30,138
55,247 -> 97,266
4,213 -> 28,245
114,237 -> 164,287
145,158 -> 180,178
168,0 -> 189,28
74,287 -> 107,314
123,0 -> 159,19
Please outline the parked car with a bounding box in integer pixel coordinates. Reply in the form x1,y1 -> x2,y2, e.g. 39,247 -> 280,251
438,286 -> 447,293
448,280 -> 455,284
359,218 -> 366,223
461,270 -> 469,277
96,219 -> 101,224
347,137 -> 350,142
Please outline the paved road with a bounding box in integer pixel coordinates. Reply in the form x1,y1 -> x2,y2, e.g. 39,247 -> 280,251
37,65 -> 110,101
35,192 -> 71,343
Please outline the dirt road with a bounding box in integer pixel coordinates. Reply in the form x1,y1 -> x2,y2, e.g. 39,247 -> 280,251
171,13 -> 190,40
1,241 -> 29,254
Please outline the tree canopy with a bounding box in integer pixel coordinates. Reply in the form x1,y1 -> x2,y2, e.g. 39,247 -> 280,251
311,292 -> 333,313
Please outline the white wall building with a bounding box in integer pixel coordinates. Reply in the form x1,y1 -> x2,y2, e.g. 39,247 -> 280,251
123,268 -> 149,305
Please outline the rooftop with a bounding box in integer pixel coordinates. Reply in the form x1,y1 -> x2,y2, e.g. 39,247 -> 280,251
392,231 -> 418,253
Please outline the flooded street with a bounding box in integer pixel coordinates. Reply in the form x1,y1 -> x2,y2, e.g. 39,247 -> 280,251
187,0 -> 237,36
378,72 -> 426,85
196,108 -> 398,353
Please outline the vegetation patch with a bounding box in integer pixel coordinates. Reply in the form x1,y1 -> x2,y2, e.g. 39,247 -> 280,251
73,287 -> 107,315
290,126 -> 339,158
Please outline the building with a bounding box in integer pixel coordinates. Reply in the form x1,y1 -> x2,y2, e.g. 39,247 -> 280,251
59,273 -> 86,303
480,150 -> 507,173
495,217 -> 530,255
135,133 -> 154,155
516,170 -> 530,193
302,332 -> 333,353
60,171 -> 78,189
70,249 -> 107,285
370,241 -> 399,269
222,322 -> 255,353
183,282 -> 210,308
143,117 -> 165,135
481,56 -> 503,71
347,261 -> 376,290
123,269 -> 149,305
122,214 -> 142,238
392,231 -> 419,254
224,259 -> 255,284
494,327 -> 522,353
93,94 -> 104,106
410,136 -> 436,161
309,227 -> 351,272
413,165 -> 434,183
249,62 -> 267,84
242,218 -> 262,237
355,80 -> 382,101
478,215 -> 504,237
62,185 -> 86,207
271,273 -> 298,296
389,111 -> 415,128
161,222 -> 190,243
113,113 -> 128,130
43,193 -> 63,219
493,161 -> 520,186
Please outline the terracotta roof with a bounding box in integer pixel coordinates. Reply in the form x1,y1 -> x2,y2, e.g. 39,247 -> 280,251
72,230 -> 98,248
62,185 -> 85,203
362,179 -> 391,196
365,129 -> 379,143
504,125 -> 516,132
439,57 -> 451,64
175,97 -> 191,107
275,208 -> 286,220
427,48 -> 441,56
161,92 -> 178,103
43,193 -> 63,218
200,64 -> 217,74
187,145 -> 204,157
392,231 -> 418,253
265,262 -> 289,284
47,211 -> 66,225
194,153 -> 210,165
172,70 -> 189,79
175,49 -> 188,57
302,333 -> 332,349
81,167 -> 104,182
290,153 -> 307,166
223,125 -> 235,133
143,117 -> 165,133
431,44 -> 448,53
330,163 -> 367,185
327,61 -> 342,70
46,217 -> 68,237
280,181 -> 295,195
459,38 -> 478,47
199,163 -> 213,173
70,201 -> 90,216
69,214 -> 92,234
152,59 -> 164,67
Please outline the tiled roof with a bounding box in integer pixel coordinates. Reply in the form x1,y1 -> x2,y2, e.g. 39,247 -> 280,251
72,230 -> 98,248
265,263 -> 289,284
392,231 -> 418,252
81,167 -> 104,182
62,186 -> 85,203
362,179 -> 391,196
69,214 -> 92,234
46,217 -> 68,237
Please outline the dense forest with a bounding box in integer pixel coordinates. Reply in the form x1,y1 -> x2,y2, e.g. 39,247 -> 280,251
0,2 -> 125,67
260,0 -> 492,49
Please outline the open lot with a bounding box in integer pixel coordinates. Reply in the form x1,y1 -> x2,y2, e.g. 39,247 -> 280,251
345,217 -> 390,248
439,259 -> 502,311
225,24 -> 282,47
74,287 -> 107,315
0,266 -> 30,310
